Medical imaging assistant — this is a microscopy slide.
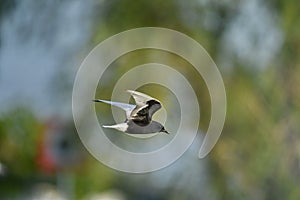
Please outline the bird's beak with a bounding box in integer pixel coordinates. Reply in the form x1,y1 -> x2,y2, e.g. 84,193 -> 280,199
162,130 -> 170,134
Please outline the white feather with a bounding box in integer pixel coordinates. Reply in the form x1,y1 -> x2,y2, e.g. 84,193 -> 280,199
102,123 -> 128,132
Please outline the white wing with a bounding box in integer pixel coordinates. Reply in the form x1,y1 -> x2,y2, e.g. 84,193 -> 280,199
93,99 -> 136,119
126,90 -> 160,107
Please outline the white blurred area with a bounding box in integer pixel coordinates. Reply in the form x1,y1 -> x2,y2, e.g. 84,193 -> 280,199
0,162 -> 7,176
0,0 -> 94,118
28,184 -> 125,200
85,190 -> 126,200
30,184 -> 66,200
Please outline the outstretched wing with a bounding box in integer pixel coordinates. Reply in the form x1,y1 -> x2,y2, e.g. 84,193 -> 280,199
126,90 -> 162,126
126,90 -> 155,106
93,99 -> 136,119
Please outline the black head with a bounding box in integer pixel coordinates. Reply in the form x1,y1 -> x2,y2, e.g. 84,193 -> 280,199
160,126 -> 169,134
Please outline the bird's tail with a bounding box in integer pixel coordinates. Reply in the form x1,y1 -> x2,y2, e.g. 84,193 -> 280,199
102,125 -> 115,129
102,123 -> 128,132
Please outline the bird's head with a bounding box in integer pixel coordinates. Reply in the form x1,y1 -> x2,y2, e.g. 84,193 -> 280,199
160,126 -> 169,134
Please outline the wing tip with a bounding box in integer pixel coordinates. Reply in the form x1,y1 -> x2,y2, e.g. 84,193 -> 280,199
126,89 -> 135,94
93,99 -> 102,102
93,99 -> 112,104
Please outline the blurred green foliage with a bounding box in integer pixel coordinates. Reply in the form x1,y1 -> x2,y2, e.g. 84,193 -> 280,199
0,107 -> 39,176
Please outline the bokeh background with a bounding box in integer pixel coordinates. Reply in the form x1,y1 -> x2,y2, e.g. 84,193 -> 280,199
1,0 -> 300,199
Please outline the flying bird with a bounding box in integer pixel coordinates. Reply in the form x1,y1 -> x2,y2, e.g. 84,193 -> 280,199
93,90 -> 169,134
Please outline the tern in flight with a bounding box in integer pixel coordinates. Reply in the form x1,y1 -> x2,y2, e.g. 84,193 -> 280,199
93,90 -> 169,134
